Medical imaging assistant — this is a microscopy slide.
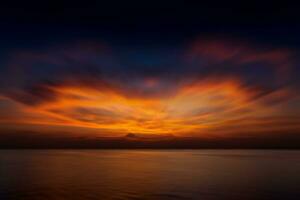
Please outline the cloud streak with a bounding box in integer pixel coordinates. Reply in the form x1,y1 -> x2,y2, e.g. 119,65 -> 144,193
0,38 -> 299,139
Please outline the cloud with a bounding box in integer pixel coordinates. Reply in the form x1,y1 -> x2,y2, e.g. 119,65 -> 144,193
0,38 -> 299,137
186,38 -> 294,85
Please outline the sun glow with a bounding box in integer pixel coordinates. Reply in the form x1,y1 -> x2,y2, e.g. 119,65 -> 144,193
5,78 -> 281,136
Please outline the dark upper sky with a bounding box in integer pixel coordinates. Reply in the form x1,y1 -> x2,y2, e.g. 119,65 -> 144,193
0,1 -> 300,42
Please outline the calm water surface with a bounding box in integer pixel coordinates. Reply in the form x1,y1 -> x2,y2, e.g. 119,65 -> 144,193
0,150 -> 300,200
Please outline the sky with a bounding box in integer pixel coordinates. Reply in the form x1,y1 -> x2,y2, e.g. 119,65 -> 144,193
0,2 -> 300,148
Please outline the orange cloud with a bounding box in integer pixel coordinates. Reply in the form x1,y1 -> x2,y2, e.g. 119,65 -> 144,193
1,38 -> 299,140
187,38 -> 293,82
2,76 -> 297,137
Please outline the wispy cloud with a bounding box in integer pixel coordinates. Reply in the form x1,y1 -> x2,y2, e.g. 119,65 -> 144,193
0,38 -> 299,138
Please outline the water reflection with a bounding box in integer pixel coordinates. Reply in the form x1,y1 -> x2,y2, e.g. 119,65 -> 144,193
0,150 -> 300,199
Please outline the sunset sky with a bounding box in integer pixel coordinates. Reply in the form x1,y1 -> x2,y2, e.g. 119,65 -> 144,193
0,2 -> 300,147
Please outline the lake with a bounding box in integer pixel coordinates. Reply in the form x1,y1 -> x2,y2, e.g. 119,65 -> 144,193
0,150 -> 299,199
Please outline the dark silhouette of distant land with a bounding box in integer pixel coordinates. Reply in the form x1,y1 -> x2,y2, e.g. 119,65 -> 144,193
0,131 -> 300,149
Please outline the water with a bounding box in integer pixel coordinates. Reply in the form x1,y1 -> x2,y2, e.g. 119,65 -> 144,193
0,150 -> 299,200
